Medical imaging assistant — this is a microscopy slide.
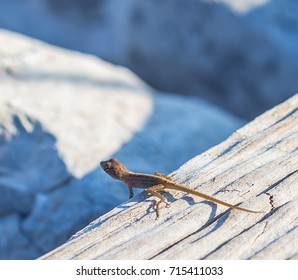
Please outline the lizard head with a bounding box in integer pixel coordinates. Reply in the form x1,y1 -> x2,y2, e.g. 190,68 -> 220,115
100,158 -> 128,180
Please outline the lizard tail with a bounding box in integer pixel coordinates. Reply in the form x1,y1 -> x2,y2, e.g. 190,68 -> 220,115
167,184 -> 262,213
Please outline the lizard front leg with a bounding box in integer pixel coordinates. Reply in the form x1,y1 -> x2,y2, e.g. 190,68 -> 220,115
128,187 -> 134,199
146,184 -> 170,219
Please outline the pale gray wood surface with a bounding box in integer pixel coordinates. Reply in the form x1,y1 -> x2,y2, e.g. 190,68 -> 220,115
41,95 -> 298,260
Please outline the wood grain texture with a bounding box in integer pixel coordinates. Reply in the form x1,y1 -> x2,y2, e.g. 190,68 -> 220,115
41,94 -> 298,260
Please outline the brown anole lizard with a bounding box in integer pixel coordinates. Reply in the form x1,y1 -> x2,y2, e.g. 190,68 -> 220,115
100,158 -> 261,218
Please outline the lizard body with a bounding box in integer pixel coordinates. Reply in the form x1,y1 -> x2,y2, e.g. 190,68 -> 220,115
100,158 -> 261,218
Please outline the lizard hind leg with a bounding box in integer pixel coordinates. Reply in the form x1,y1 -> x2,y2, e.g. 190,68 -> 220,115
146,184 -> 170,219
154,172 -> 172,181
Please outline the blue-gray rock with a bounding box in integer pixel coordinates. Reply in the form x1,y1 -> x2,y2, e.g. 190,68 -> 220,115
0,177 -> 34,215
0,0 -> 297,119
0,214 -> 41,259
22,182 -> 99,253
0,104 -> 69,216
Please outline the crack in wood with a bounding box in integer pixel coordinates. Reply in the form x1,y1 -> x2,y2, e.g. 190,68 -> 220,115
249,221 -> 269,253
265,192 -> 275,211
218,188 -> 250,198
267,107 -> 298,129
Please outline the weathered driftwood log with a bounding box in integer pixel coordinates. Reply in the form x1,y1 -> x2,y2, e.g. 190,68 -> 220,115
41,95 -> 298,260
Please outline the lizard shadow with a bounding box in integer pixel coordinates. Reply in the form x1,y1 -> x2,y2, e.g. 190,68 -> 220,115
140,191 -> 220,224
178,193 -> 219,224
190,209 -> 230,245
130,191 -> 183,219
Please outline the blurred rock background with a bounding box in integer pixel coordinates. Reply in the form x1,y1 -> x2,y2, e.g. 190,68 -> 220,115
0,0 -> 298,119
1,0 -> 298,119
0,0 -> 297,259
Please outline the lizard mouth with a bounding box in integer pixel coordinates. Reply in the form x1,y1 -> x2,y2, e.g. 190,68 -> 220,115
100,160 -> 114,174
100,160 -> 109,170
